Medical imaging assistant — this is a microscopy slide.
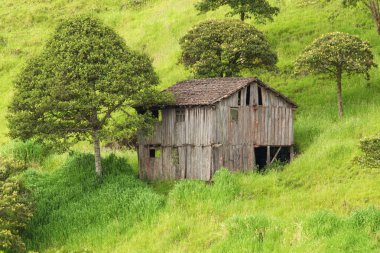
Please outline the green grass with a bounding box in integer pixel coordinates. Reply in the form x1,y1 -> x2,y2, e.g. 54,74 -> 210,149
1,0 -> 380,252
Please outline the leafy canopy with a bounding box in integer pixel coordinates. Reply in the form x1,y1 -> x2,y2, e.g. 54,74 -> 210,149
295,32 -> 376,118
179,19 -> 278,78
295,32 -> 376,77
195,0 -> 279,22
8,16 -> 168,150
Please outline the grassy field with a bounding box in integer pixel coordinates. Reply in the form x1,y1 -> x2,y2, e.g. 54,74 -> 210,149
1,0 -> 380,252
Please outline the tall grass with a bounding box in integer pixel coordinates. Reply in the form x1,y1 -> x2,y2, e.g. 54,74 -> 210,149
23,153 -> 164,252
1,0 -> 380,252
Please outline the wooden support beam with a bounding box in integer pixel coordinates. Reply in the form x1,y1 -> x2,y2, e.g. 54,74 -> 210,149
270,147 -> 282,164
266,146 -> 270,165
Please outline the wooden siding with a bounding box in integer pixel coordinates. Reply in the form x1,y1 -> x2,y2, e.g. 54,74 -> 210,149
139,106 -> 216,146
138,81 -> 295,180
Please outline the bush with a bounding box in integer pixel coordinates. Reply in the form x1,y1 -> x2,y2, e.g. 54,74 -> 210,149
355,134 -> 380,167
0,157 -> 33,253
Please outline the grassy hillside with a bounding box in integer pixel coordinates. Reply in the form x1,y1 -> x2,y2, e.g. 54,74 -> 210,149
1,0 -> 380,252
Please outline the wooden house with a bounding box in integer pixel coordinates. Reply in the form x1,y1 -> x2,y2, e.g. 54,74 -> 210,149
137,77 -> 297,181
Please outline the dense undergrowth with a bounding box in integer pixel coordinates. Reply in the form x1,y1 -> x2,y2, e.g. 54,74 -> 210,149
18,156 -> 380,252
22,154 -> 164,252
1,0 -> 380,252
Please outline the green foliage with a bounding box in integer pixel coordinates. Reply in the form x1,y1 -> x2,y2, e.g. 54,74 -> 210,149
342,0 -> 380,35
1,140 -> 50,167
0,157 -> 33,253
179,19 -> 277,77
295,32 -> 376,117
8,15 -> 161,144
214,215 -> 282,253
168,169 -> 239,209
304,208 -> 380,252
356,134 -> 380,167
7,15 -> 171,175
194,0 -> 279,22
23,153 -> 164,251
2,0 -> 380,252
295,32 -> 376,77
123,0 -> 154,9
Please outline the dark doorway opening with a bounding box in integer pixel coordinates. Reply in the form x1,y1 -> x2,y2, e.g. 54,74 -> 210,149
254,146 -> 267,170
255,146 -> 291,170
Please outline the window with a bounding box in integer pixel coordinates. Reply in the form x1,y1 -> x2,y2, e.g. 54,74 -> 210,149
237,91 -> 241,106
230,107 -> 238,122
176,109 -> 185,123
149,146 -> 161,158
246,85 -> 251,106
151,109 -> 162,122
258,87 -> 263,105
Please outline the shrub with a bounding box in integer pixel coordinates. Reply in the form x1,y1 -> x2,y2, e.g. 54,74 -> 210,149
356,134 -> 380,167
0,157 -> 33,253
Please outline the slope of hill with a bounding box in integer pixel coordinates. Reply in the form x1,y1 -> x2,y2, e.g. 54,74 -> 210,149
1,0 -> 380,252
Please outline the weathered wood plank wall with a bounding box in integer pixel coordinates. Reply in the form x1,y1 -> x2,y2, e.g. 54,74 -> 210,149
138,82 -> 295,180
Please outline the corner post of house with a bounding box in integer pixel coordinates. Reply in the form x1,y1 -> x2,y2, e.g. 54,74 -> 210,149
266,146 -> 271,165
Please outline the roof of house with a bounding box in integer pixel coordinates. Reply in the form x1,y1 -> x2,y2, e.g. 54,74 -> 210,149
164,77 -> 297,107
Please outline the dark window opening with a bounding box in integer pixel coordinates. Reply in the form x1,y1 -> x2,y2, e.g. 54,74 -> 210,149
246,85 -> 251,106
230,107 -> 238,122
136,108 -> 147,115
270,146 -> 291,163
149,146 -> 161,158
254,146 -> 291,171
151,109 -> 162,122
152,109 -> 158,118
237,91 -> 241,106
258,87 -> 263,105
176,109 -> 185,122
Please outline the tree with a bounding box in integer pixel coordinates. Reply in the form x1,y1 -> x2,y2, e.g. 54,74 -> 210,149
179,20 -> 278,78
295,32 -> 376,118
343,0 -> 380,35
195,0 -> 279,22
8,16 -> 168,176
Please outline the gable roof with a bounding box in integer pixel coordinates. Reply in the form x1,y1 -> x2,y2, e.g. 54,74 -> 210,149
165,77 -> 297,108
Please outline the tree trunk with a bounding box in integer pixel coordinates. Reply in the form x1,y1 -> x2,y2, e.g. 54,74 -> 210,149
367,0 -> 380,35
93,131 -> 102,176
240,12 -> 245,21
336,68 -> 344,119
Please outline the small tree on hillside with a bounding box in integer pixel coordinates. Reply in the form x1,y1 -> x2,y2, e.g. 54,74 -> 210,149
8,16 -> 170,176
179,20 -> 278,78
195,0 -> 279,22
343,0 -> 380,35
295,32 -> 376,118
